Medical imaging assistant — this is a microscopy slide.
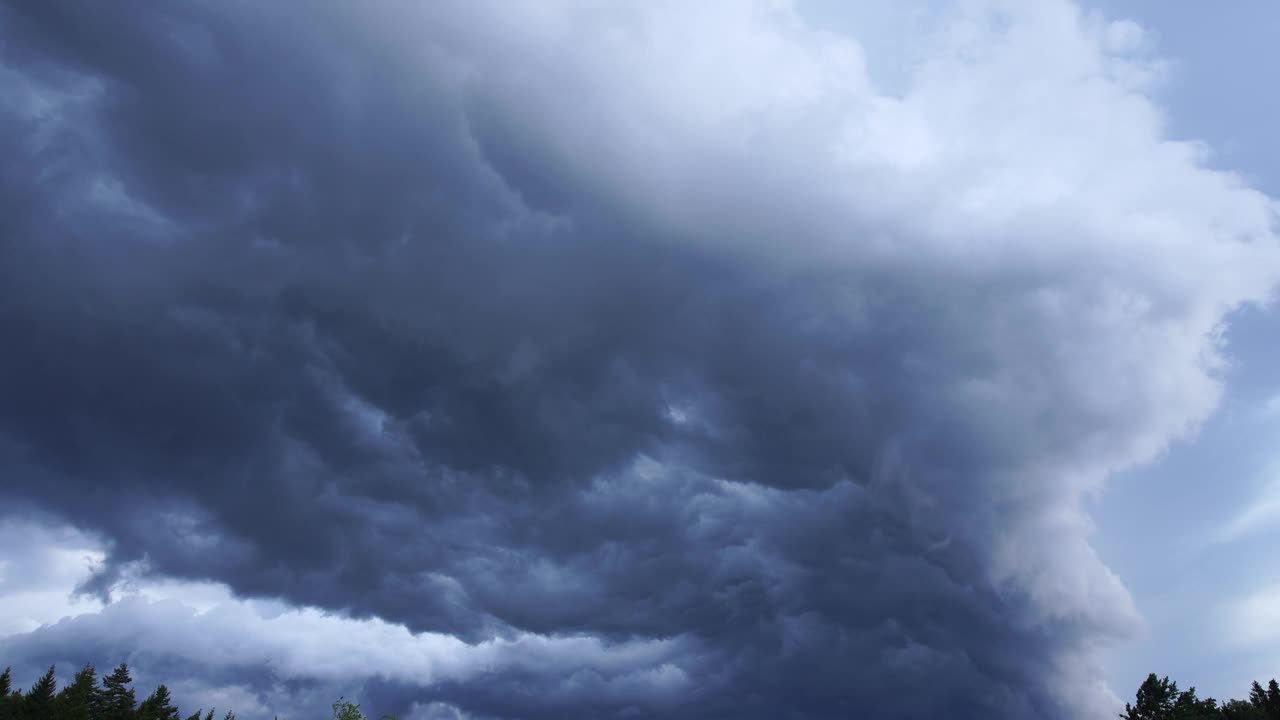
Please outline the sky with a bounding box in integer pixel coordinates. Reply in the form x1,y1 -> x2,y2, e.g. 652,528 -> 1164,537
1066,0 -> 1280,704
1,1 -> 1278,719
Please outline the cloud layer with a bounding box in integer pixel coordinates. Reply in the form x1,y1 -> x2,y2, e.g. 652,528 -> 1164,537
2,1 -> 1278,718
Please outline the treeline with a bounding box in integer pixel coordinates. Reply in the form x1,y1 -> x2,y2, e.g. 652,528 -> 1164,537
1123,673 -> 1280,719
0,663 -> 383,720
0,663 -> 206,720
5,660 -> 1278,719
0,663 -> 233,720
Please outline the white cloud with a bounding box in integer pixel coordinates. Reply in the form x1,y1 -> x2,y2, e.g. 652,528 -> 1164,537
397,0 -> 1280,489
0,518 -> 693,711
400,2 -> 1280,710
20,596 -> 690,689
0,519 -> 106,635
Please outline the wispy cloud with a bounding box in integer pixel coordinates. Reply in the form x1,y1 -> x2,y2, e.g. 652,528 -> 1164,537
1216,467 -> 1280,543
1223,581 -> 1280,648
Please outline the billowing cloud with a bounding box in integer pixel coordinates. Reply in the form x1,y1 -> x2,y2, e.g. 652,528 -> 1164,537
1,1 -> 1278,718
0,518 -> 105,636
7,593 -> 694,720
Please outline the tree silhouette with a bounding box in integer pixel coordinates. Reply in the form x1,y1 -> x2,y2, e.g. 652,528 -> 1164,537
138,684 -> 181,720
55,663 -> 100,720
1124,674 -> 1182,719
0,668 -> 12,720
22,665 -> 57,720
100,664 -> 136,720
1220,698 -> 1269,719
1248,681 -> 1280,719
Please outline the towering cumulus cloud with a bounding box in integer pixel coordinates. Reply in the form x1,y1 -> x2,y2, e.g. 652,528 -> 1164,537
1,1 -> 1277,718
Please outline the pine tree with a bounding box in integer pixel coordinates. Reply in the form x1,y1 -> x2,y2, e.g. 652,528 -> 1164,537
1170,684 -> 1219,719
0,667 -> 15,720
1220,698 -> 1269,720
1246,679 -> 1280,719
1244,680 -> 1280,719
23,665 -> 58,719
99,664 -> 135,720
1252,682 -> 1269,708
55,664 -> 100,720
137,684 -> 180,720
1123,674 -> 1180,719
1266,680 -> 1280,719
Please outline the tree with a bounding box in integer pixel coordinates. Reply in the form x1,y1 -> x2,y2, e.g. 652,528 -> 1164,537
1260,680 -> 1280,719
332,698 -> 364,720
137,684 -> 180,720
1170,685 -> 1219,720
100,664 -> 136,720
22,666 -> 57,720
1122,674 -> 1218,720
0,668 -> 12,720
1222,698 -> 1269,719
1244,679 -> 1280,719
1124,674 -> 1181,719
56,664 -> 100,720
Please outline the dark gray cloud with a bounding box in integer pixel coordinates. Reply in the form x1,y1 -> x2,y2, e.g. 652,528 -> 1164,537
2,1 -> 1278,718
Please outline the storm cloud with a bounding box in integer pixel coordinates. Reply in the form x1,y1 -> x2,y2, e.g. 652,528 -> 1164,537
1,1 -> 1278,718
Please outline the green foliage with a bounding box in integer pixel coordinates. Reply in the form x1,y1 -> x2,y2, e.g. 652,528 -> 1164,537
0,668 -> 10,720
23,665 -> 58,719
0,667 -> 14,720
100,663 -> 137,720
138,683 -> 181,720
333,697 -> 364,720
56,664 -> 100,720
1125,674 -> 1175,719
1123,672 -> 1280,720
1248,681 -> 1280,719
1220,698 -> 1269,719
